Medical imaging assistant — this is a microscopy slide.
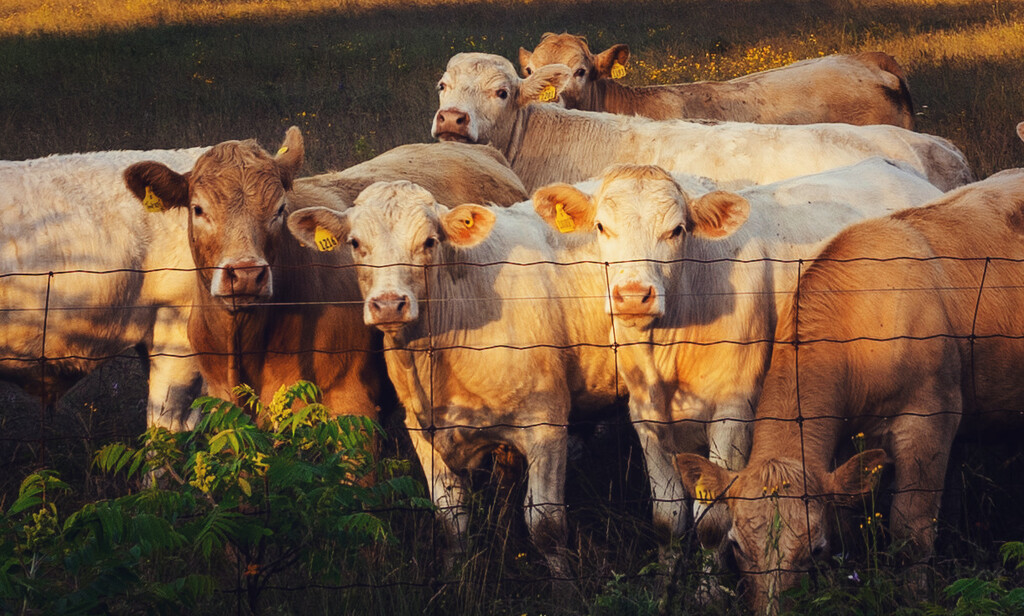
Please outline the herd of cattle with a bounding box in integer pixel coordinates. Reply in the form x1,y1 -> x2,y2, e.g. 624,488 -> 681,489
3,32 -> 1024,612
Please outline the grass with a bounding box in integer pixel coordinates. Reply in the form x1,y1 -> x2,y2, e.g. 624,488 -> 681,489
2,0 -> 1024,613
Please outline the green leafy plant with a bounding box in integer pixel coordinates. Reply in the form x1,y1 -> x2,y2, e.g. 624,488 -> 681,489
0,381 -> 427,615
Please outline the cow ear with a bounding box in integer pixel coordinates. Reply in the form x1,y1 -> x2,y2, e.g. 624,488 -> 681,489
1016,121 -> 1024,144
123,161 -> 190,212
533,183 -> 595,233
519,63 -> 571,105
825,449 -> 890,507
518,47 -> 533,76
687,191 -> 750,239
594,44 -> 630,78
441,204 -> 496,247
275,126 -> 305,191
287,206 -> 351,252
675,453 -> 738,507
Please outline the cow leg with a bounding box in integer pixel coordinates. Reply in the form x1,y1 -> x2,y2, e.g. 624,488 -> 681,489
706,396 -> 753,472
521,426 -> 570,579
147,306 -> 203,431
888,390 -> 961,569
404,412 -> 469,564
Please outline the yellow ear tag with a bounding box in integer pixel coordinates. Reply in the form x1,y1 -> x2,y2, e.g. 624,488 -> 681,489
694,476 -> 716,505
314,226 -> 339,252
610,62 -> 627,79
277,146 -> 289,155
538,85 -> 557,102
142,186 -> 165,213
554,203 -> 576,233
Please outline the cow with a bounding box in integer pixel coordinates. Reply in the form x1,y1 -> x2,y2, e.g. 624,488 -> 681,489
286,180 -> 623,577
674,166 -> 1024,614
124,129 -> 529,418
518,33 -> 915,128
530,159 -> 943,547
431,52 -> 973,192
1,147 -> 209,432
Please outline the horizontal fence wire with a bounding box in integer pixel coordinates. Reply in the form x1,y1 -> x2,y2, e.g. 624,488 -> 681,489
2,252 -> 1023,606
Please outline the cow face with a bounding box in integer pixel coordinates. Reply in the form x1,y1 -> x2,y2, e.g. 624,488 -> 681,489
675,451 -> 888,615
287,181 -> 496,333
432,52 -> 571,149
533,165 -> 749,328
519,33 -> 629,109
124,127 -> 304,311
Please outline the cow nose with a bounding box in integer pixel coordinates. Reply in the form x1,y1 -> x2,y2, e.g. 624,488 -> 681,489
611,282 -> 658,315
222,260 -> 270,297
368,292 -> 412,325
435,108 -> 471,140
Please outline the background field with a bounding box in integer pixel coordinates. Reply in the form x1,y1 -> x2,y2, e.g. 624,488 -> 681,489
2,0 -> 1024,614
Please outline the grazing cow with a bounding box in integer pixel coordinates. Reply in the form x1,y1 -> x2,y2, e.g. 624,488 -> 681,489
1,147 -> 209,431
431,52 -> 973,192
674,166 -> 1024,614
531,159 -> 943,543
124,131 -> 528,417
287,181 -> 622,576
519,33 -> 915,128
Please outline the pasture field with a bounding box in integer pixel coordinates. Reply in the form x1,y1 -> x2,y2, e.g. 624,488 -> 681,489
2,0 -> 1024,614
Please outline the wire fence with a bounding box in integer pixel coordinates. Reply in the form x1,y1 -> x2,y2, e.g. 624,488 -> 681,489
2,253 -> 1024,608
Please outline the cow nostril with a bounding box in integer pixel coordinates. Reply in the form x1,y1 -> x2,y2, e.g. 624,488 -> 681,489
455,115 -> 464,125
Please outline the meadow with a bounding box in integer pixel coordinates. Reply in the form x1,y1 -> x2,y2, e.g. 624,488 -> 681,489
2,0 -> 1024,614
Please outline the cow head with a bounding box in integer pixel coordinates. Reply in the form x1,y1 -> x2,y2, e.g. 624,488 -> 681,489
124,127 -> 304,311
432,52 -> 571,149
519,32 -> 629,109
533,164 -> 749,328
287,180 -> 496,333
675,450 -> 889,615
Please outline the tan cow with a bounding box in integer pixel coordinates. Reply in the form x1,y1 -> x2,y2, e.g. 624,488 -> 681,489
287,181 -> 622,577
124,131 -> 529,418
531,158 -> 942,544
431,52 -> 973,192
675,166 -> 1024,614
124,128 -> 379,417
519,33 -> 915,128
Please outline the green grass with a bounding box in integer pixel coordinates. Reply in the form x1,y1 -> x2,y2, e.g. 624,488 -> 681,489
2,1 -> 1024,614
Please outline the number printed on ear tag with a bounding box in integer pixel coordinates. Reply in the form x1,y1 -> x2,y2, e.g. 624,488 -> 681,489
315,226 -> 339,252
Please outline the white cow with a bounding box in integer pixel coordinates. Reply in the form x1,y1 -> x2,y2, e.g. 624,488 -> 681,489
287,180 -> 622,577
431,52 -> 973,192
0,148 -> 209,430
530,158 -> 944,540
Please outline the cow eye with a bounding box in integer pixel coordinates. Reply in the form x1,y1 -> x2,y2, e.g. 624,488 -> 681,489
496,88 -> 508,100
436,82 -> 446,92
424,237 -> 437,249
275,203 -> 287,219
574,67 -> 587,78
729,538 -> 748,561
192,205 -> 204,217
349,238 -> 360,251
670,224 -> 684,239
595,221 -> 605,234
525,67 -> 533,76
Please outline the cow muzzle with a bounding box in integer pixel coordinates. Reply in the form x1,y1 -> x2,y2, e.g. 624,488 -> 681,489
611,281 -> 662,322
366,292 -> 417,332
433,108 -> 473,143
211,258 -> 272,308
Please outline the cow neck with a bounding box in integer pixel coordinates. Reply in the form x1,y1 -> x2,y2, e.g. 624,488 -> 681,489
592,78 -> 642,115
189,289 -> 271,401
502,104 -> 533,171
745,341 -> 843,475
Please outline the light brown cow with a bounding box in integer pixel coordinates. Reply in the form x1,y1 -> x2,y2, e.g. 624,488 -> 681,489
300,141 -> 526,206
519,33 -> 915,128
675,166 -> 1024,614
124,128 -> 379,417
432,53 -> 973,192
124,132 -> 529,418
